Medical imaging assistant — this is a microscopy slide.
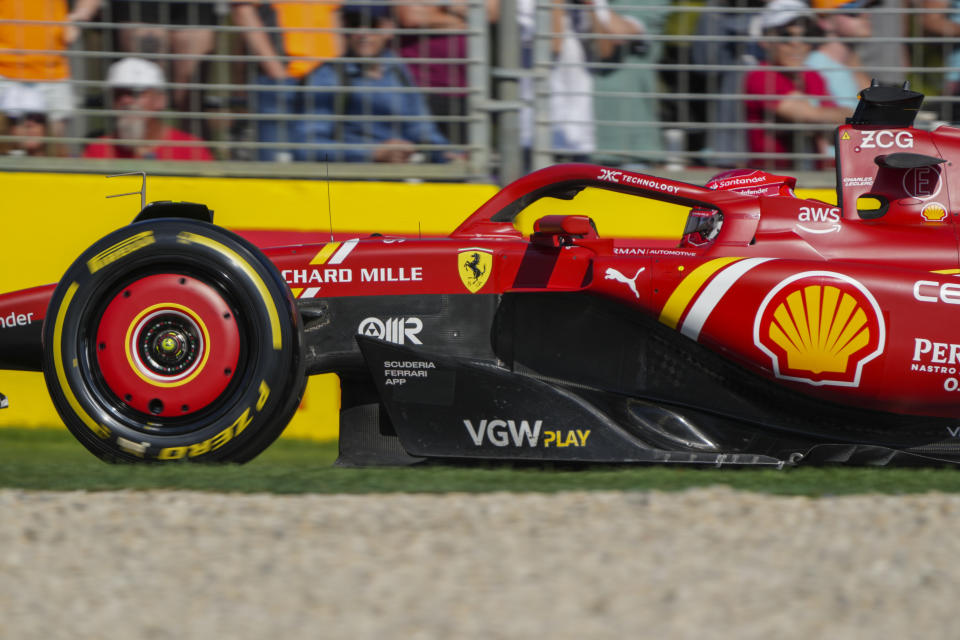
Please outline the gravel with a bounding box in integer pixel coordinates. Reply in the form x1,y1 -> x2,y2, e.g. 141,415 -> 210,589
1,487 -> 958,640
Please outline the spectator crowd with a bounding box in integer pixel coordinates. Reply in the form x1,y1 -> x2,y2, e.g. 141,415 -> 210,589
0,0 -> 955,170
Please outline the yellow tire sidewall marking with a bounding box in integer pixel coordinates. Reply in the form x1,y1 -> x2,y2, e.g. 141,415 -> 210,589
176,231 -> 283,350
53,282 -> 111,439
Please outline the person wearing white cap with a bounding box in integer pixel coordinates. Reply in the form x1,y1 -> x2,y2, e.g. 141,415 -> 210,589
83,57 -> 214,161
743,0 -> 853,169
1,84 -> 49,157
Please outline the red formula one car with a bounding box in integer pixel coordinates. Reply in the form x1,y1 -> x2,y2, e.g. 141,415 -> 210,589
2,83 -> 959,466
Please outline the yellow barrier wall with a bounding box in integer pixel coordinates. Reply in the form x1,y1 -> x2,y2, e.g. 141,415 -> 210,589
0,171 -> 835,441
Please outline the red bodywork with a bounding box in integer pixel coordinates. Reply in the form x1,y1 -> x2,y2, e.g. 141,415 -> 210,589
5,121 -> 960,420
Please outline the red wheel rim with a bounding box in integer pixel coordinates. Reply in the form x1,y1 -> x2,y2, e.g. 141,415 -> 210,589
95,273 -> 241,417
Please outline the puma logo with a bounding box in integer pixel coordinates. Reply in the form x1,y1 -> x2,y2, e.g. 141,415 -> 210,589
604,267 -> 645,299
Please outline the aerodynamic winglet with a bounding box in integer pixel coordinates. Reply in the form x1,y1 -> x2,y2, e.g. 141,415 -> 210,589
874,152 -> 945,169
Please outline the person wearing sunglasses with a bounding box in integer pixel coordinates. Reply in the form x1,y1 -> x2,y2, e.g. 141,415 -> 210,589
1,84 -> 49,157
743,0 -> 852,169
806,0 -> 876,108
82,57 -> 214,161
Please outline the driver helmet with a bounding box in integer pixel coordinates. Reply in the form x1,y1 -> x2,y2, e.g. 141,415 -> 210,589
685,169 -> 797,245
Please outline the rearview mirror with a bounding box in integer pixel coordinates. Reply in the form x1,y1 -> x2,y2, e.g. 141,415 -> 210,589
532,215 -> 598,239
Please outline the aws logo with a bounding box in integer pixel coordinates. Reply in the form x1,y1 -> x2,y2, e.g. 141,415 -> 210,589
798,206 -> 839,222
753,272 -> 885,387
797,206 -> 841,234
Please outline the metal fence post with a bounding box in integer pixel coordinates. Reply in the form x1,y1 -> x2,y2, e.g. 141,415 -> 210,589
495,0 -> 524,184
532,0 -> 553,170
468,0 -> 492,181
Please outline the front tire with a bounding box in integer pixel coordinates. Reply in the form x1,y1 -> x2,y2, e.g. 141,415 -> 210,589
42,219 -> 306,462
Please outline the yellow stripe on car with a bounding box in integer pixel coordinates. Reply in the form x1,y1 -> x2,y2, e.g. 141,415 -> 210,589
659,257 -> 744,329
310,242 -> 341,265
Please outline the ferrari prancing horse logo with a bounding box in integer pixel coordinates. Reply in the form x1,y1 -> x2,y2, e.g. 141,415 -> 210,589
458,248 -> 492,293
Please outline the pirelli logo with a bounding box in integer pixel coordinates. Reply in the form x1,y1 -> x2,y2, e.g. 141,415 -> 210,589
87,231 -> 155,274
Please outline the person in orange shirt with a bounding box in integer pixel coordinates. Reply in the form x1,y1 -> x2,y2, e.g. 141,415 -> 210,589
0,0 -> 101,155
231,1 -> 344,161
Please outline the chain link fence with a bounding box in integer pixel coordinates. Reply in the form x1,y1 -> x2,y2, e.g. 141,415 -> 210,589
0,0 -> 957,185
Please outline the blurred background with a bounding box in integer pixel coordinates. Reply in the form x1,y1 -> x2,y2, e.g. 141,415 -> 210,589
0,0 -> 950,186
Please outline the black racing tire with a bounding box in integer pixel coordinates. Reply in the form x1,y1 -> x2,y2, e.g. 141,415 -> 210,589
41,218 -> 306,463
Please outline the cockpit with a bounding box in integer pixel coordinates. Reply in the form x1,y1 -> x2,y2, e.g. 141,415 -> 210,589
681,168 -> 797,247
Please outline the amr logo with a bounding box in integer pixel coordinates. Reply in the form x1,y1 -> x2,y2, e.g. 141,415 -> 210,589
604,267 -> 645,299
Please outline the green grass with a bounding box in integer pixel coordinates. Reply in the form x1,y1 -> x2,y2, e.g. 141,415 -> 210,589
4,427 -> 960,495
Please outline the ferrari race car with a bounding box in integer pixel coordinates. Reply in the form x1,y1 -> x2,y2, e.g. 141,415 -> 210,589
3,83 -> 960,467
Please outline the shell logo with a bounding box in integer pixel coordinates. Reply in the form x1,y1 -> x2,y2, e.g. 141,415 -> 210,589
921,202 -> 947,222
753,272 -> 885,387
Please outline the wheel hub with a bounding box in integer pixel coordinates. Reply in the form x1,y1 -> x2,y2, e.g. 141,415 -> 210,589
141,316 -> 200,375
95,273 -> 241,418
